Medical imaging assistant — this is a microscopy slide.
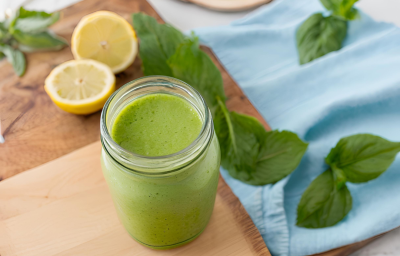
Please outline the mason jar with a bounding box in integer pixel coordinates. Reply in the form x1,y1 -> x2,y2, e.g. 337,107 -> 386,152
100,76 -> 220,249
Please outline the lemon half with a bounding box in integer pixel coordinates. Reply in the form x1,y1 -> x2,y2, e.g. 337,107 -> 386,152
71,11 -> 137,73
45,59 -> 115,115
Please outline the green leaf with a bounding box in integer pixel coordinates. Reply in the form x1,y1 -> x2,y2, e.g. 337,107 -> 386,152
296,13 -> 347,64
0,22 -> 8,40
0,44 -> 26,76
12,7 -> 60,33
168,37 -> 226,113
331,164 -> 346,190
320,0 -> 359,21
12,30 -> 67,52
214,98 -> 307,185
297,169 -> 352,228
254,130 -> 308,185
132,13 -> 308,186
132,12 -> 185,76
214,99 -> 266,183
325,134 -> 400,183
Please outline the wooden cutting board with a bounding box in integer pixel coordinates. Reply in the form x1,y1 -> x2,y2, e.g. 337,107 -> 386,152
0,0 -> 382,255
0,142 -> 271,256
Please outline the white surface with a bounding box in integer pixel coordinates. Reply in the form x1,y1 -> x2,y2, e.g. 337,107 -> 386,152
1,0 -> 400,255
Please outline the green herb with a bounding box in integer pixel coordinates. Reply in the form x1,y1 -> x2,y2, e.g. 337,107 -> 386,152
168,37 -> 226,114
132,13 -> 308,186
11,8 -> 60,33
0,7 -> 67,76
297,134 -> 400,228
297,169 -> 352,228
296,13 -> 347,65
320,0 -> 359,20
0,43 -> 26,76
296,0 -> 358,64
325,134 -> 400,183
132,12 -> 185,77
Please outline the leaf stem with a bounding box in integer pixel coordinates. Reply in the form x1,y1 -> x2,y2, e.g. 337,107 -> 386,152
216,96 -> 237,155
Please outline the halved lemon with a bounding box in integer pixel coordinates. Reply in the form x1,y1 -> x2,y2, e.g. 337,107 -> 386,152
44,59 -> 115,115
71,11 -> 137,73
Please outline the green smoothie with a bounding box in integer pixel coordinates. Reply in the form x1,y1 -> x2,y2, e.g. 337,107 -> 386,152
111,94 -> 202,156
101,92 -> 220,249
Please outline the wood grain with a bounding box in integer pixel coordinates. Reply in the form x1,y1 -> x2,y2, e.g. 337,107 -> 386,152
0,0 -> 266,180
179,0 -> 272,12
0,142 -> 270,256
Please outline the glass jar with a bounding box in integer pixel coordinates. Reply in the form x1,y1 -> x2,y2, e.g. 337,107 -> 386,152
100,76 -> 220,249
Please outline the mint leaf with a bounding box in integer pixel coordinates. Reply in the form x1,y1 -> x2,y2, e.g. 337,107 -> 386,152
132,13 -> 185,76
297,169 -> 352,228
0,44 -> 26,76
0,22 -> 8,40
12,30 -> 67,52
168,37 -> 226,113
326,134 -> 400,183
320,0 -> 359,21
296,13 -> 347,64
12,7 -> 60,33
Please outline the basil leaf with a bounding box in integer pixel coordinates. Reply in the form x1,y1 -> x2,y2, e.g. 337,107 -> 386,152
168,37 -> 226,113
214,100 -> 266,182
320,0 -> 359,21
12,7 -> 60,33
0,44 -> 26,76
297,169 -> 352,228
326,134 -> 400,183
12,30 -> 67,52
254,130 -> 308,185
215,98 -> 307,185
133,13 -> 308,186
132,13 -> 185,76
331,164 -> 346,190
296,13 -> 347,64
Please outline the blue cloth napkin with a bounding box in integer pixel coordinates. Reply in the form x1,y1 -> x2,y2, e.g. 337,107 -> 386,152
193,0 -> 400,255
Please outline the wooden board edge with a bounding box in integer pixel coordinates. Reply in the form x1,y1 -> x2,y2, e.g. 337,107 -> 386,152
218,177 -> 271,256
312,231 -> 391,256
204,45 -> 271,255
179,0 -> 272,12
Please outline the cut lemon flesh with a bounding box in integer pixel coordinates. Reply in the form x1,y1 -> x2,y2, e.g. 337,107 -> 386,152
45,59 -> 115,115
71,11 -> 137,73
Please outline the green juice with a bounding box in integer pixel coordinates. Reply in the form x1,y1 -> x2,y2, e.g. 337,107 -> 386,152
101,92 -> 220,249
111,94 -> 202,156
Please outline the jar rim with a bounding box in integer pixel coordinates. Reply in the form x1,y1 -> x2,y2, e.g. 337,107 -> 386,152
100,75 -> 213,175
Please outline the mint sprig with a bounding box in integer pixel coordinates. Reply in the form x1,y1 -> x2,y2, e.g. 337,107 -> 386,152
296,0 -> 358,64
297,134 -> 400,228
0,43 -> 26,76
0,7 -> 67,76
132,13 -> 308,186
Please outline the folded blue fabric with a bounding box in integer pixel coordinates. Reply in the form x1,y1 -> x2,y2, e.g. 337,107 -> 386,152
193,1 -> 400,255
